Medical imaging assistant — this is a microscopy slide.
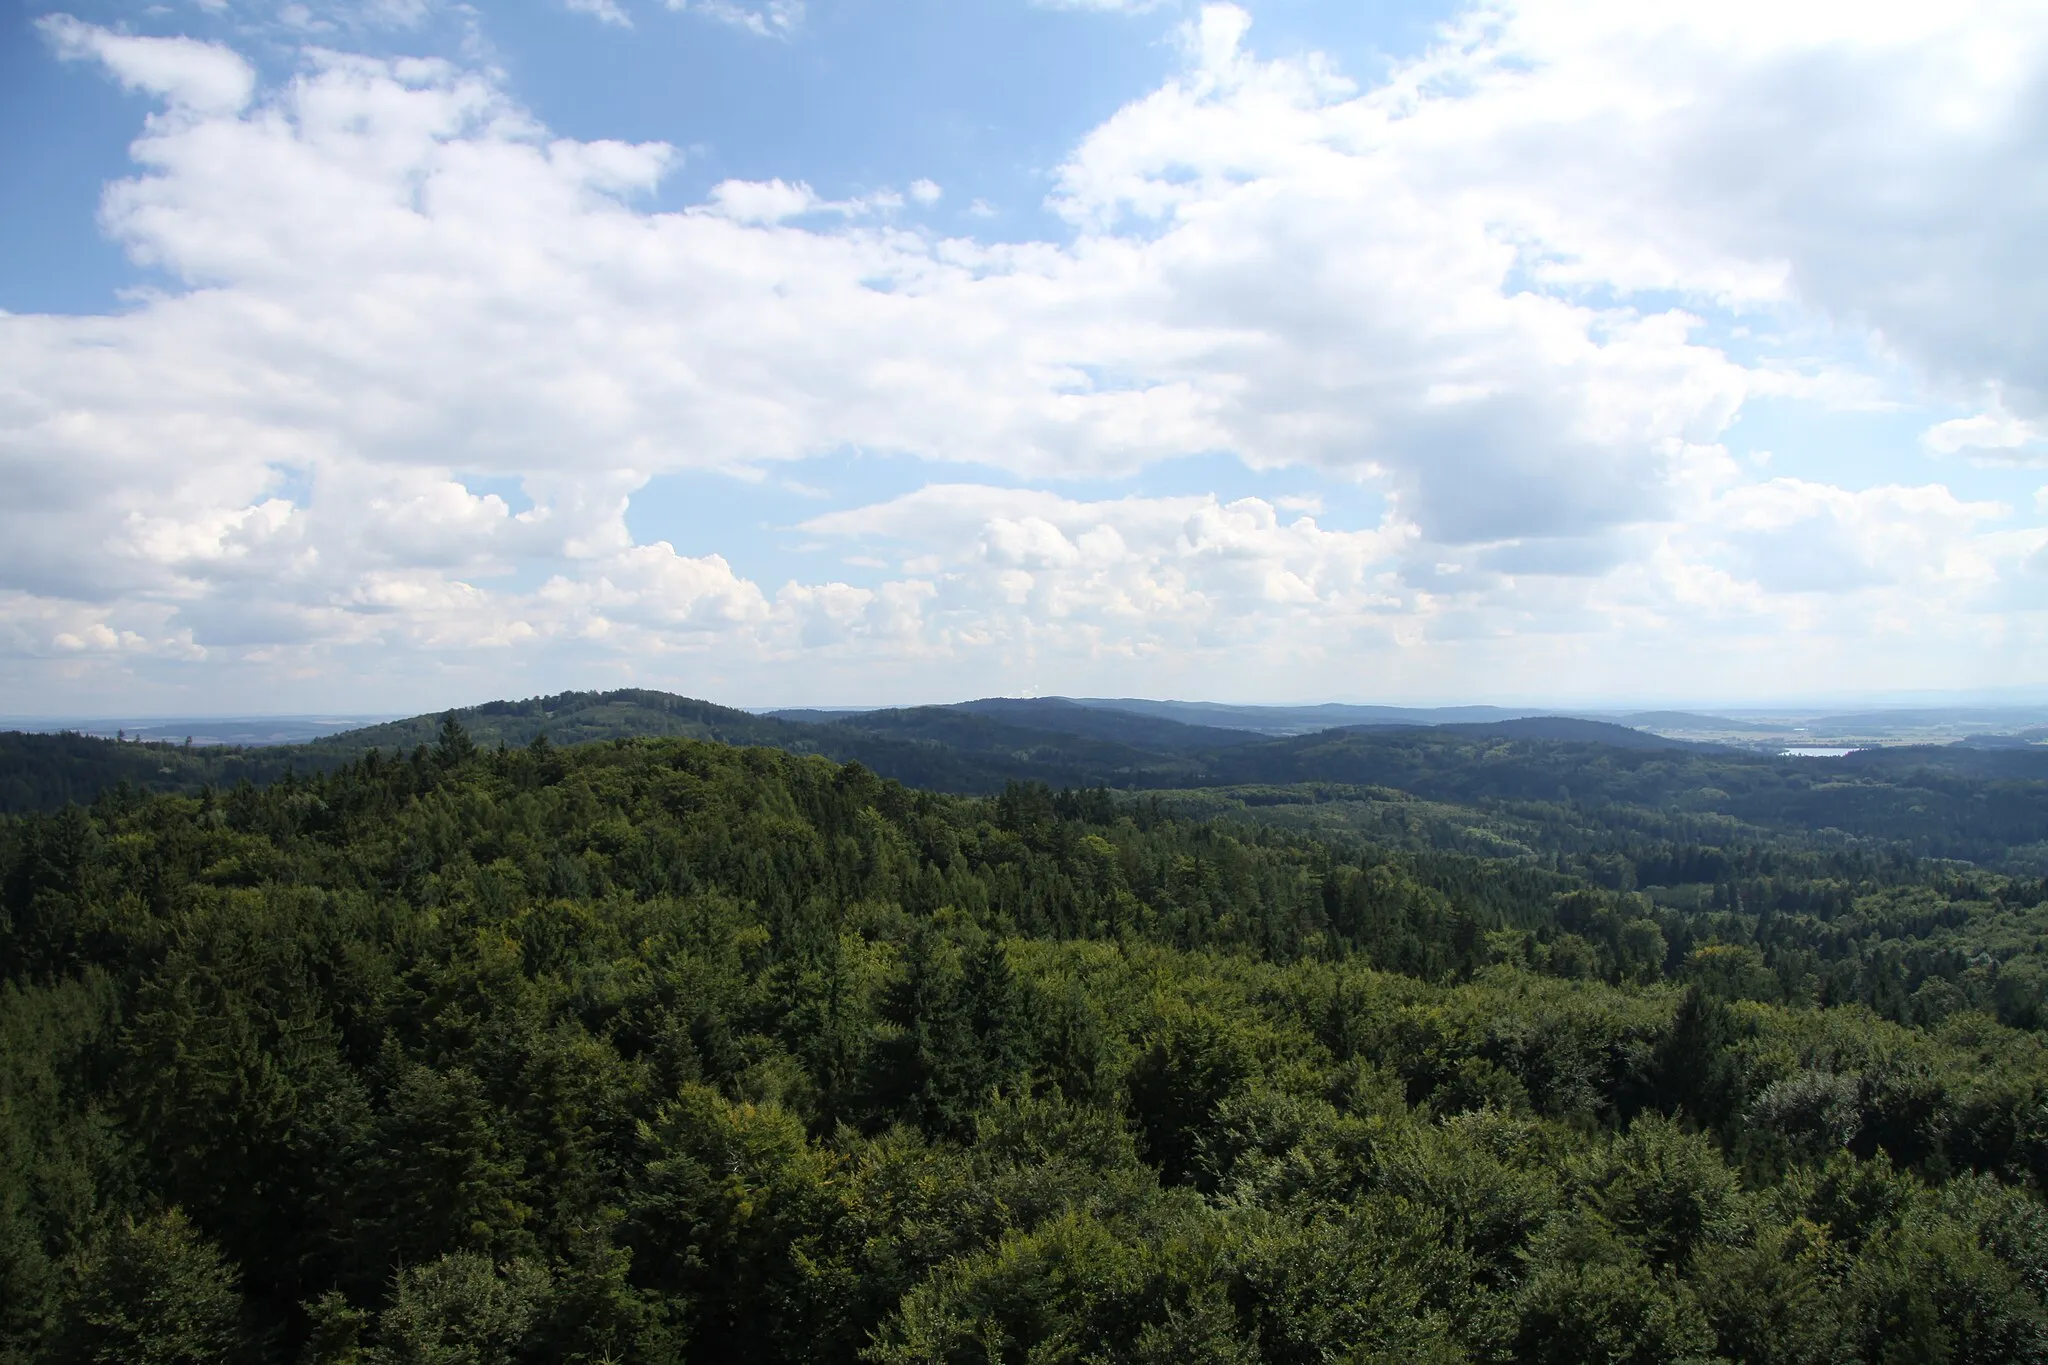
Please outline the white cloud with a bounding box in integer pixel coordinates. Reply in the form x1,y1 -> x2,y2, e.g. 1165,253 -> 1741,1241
803,485 -> 1415,655
4,5 -> 2048,707
38,15 -> 255,113
1925,405 -> 2046,460
786,478 -> 2042,683
1691,479 -> 2010,596
565,0 -> 633,27
707,177 -> 821,223
1035,0 -> 1167,12
706,178 -> 927,221
666,0 -> 802,38
1408,0 -> 2048,414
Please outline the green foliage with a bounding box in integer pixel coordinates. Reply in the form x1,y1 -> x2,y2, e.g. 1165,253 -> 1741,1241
54,1208 -> 251,1365
364,1253 -> 551,1365
1,729 -> 2046,1363
1511,1214 -> 1717,1365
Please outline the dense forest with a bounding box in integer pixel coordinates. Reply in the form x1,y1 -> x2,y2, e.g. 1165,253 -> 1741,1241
0,693 -> 1218,813
0,731 -> 348,814
6,717 -> 2048,1362
8,691 -> 2048,878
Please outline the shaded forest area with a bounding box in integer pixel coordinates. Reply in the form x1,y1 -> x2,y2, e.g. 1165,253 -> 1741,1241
6,723 -> 2048,1362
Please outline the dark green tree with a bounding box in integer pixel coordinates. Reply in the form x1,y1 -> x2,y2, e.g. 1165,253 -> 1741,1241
55,1209 -> 251,1365
1655,987 -> 1742,1128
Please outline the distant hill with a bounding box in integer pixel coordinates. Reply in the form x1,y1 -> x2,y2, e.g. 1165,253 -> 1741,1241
1842,743 -> 2048,779
1185,724 -> 2048,865
1,692 -> 1046,811
911,697 -> 1260,750
1196,723 -> 1706,793
0,731 -> 345,813
317,690 -> 1178,793
0,715 -> 391,746
1432,717 -> 1702,750
1073,697 -> 1550,734
776,697 -> 1304,747
769,704 -> 1213,783
1619,710 -> 1745,730
1808,707 -> 2048,732
7,688 -> 2047,868
772,696 -> 1714,743
309,689 -> 792,753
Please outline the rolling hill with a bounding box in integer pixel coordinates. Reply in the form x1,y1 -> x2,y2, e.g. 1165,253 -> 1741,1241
6,688 -> 2047,867
777,696 -> 1262,752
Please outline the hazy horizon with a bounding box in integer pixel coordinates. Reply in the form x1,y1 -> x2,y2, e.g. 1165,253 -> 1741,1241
9,687 -> 2048,727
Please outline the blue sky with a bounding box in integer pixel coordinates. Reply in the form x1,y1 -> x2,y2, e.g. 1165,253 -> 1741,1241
2,0 -> 2045,714
2,0 -> 1456,310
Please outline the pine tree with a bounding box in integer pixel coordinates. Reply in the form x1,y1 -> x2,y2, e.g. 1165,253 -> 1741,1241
433,714 -> 476,768
1657,986 -> 1742,1128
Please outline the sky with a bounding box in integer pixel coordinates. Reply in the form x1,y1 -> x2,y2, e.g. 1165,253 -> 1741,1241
2,0 -> 2046,715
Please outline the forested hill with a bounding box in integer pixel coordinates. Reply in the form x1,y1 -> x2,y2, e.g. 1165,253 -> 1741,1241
304,689 -> 791,752
762,703 -> 1225,778
1190,725 -> 2048,868
784,707 -> 2048,869
0,692 -> 1164,813
915,696 -> 1267,750
7,726 -> 2048,1362
7,690 -> 2048,871
0,729 -> 340,813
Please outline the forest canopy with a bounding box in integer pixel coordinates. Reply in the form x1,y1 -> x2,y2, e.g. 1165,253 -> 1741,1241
4,716 -> 2048,1362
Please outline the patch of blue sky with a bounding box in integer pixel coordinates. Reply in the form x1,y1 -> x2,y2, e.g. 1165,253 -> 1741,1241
0,13 -> 155,313
626,459 -> 886,587
1723,395 -> 2046,513
268,463 -> 318,509
0,0 -> 484,313
454,477 -> 556,592
1496,275 -> 2045,508
1233,0 -> 1468,80
481,0 -> 1187,242
3,0 -> 1475,319
1045,448 -> 1389,528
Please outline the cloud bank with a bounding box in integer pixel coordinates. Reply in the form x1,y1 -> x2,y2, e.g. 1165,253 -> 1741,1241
3,3 -> 2045,709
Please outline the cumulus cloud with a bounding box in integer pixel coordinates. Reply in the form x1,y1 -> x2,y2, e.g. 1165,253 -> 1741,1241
38,15 -> 255,113
803,486 -> 1415,640
785,479 -> 2042,690
4,4 -> 2047,707
1925,405 -> 2047,460
707,177 -> 821,222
